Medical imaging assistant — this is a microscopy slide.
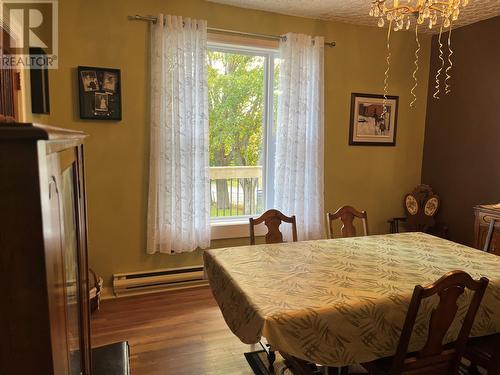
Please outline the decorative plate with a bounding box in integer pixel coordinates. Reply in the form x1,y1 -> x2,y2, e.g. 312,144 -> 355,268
405,195 -> 418,215
424,197 -> 439,216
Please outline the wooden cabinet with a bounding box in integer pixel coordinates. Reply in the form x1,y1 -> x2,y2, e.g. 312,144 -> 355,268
0,123 -> 91,375
474,204 -> 500,255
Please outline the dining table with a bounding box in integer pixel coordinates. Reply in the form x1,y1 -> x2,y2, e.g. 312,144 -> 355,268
203,232 -> 500,371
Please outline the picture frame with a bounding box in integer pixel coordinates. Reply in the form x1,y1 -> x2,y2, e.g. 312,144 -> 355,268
77,66 -> 121,120
349,93 -> 399,146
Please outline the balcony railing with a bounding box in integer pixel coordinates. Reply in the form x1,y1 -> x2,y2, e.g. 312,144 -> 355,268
209,166 -> 263,218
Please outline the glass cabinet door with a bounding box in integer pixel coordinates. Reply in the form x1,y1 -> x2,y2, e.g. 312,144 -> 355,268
61,164 -> 83,375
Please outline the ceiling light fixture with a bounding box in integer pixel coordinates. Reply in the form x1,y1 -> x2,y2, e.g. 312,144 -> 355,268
369,0 -> 469,108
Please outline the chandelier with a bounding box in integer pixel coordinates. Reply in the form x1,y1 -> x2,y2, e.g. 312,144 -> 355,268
369,0 -> 469,107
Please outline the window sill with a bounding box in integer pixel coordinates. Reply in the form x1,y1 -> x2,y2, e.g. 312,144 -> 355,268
211,220 -> 267,240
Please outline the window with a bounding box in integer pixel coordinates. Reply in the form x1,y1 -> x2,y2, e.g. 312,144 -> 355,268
208,42 -> 279,221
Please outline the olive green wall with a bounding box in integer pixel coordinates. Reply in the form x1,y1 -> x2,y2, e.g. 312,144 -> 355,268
25,0 -> 431,286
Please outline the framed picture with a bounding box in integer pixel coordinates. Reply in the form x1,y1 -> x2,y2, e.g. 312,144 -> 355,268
349,93 -> 399,146
78,66 -> 121,120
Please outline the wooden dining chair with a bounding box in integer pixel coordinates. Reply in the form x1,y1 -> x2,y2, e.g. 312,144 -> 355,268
361,270 -> 489,375
463,216 -> 498,375
249,209 -> 298,245
327,205 -> 368,239
248,209 -> 297,371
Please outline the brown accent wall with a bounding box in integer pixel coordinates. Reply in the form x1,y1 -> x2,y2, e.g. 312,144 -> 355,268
422,15 -> 500,246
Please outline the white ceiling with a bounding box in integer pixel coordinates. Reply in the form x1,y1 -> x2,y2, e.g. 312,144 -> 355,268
207,0 -> 500,33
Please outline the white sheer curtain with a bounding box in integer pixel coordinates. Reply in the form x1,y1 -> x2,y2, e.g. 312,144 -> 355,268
274,33 -> 325,241
147,14 -> 210,254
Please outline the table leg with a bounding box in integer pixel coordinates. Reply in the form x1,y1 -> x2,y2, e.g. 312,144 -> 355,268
325,366 -> 348,375
268,350 -> 276,372
280,352 -> 319,375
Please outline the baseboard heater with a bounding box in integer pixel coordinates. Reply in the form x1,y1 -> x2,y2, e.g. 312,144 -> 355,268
113,265 -> 207,297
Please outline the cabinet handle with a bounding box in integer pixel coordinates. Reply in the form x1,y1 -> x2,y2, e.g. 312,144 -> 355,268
483,219 -> 497,252
48,177 -> 59,199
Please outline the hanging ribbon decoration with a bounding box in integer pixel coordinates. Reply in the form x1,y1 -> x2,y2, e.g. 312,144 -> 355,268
382,20 -> 393,116
410,23 -> 420,108
433,25 -> 445,99
444,21 -> 454,94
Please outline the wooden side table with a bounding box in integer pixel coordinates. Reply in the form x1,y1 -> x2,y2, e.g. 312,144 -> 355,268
474,204 -> 500,254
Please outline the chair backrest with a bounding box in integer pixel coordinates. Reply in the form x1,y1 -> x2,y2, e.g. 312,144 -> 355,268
404,184 -> 440,232
249,209 -> 297,245
391,270 -> 489,375
327,205 -> 368,239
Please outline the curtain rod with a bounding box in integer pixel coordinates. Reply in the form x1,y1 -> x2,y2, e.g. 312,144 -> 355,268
128,15 -> 336,47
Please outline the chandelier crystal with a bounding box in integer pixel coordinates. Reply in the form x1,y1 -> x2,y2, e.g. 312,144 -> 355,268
369,0 -> 469,107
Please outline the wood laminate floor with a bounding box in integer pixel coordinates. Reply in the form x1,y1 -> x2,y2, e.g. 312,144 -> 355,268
91,286 -> 257,375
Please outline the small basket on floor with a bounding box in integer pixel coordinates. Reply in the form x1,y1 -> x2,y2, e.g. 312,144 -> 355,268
89,268 -> 103,314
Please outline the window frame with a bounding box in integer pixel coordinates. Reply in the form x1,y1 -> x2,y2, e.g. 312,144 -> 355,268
207,40 -> 279,230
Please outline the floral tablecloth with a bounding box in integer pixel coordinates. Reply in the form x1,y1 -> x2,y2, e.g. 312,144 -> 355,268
204,233 -> 500,366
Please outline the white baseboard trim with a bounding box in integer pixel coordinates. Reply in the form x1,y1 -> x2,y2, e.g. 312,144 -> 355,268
99,282 -> 210,300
